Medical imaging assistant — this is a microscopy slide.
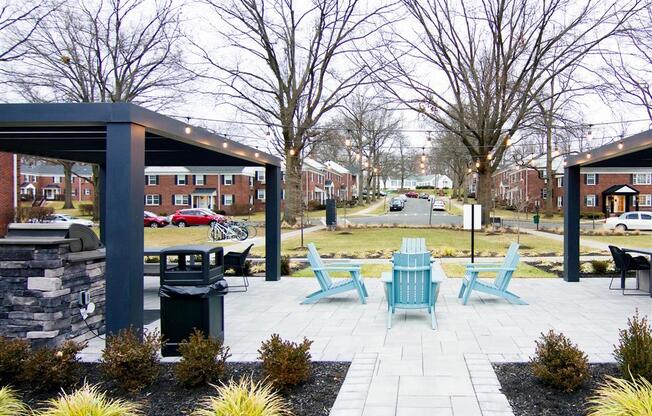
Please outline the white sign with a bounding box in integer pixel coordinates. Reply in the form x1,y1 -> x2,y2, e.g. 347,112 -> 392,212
463,204 -> 482,230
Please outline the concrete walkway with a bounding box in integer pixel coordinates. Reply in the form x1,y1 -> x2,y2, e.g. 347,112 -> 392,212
225,224 -> 326,253
520,228 -> 611,252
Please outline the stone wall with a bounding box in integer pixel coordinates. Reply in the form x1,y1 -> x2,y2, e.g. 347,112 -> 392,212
0,242 -> 105,347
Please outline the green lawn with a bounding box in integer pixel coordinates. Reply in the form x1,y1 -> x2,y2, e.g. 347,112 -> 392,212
42,201 -> 92,219
289,261 -> 555,278
253,227 -> 592,258
584,234 -> 652,249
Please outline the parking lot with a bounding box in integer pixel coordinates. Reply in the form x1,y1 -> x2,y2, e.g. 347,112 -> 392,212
349,196 -> 461,226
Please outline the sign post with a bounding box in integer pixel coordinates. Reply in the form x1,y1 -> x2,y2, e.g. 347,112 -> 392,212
463,204 -> 482,263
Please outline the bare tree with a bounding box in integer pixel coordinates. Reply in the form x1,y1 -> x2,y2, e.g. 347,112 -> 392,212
431,131 -> 471,200
601,4 -> 652,120
373,0 -> 641,223
4,0 -> 191,219
0,1 -> 54,64
198,0 -> 394,223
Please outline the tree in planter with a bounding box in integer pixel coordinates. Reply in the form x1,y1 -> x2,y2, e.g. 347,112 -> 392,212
373,0 -> 640,224
197,0 -> 395,223
3,0 -> 192,221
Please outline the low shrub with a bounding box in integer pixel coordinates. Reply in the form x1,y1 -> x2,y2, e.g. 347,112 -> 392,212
530,330 -> 589,392
280,255 -> 291,276
101,327 -> 162,392
440,247 -> 457,257
0,386 -> 28,416
175,329 -> 231,387
258,334 -> 313,388
77,203 -> 94,216
192,377 -> 291,416
0,337 -> 30,384
586,375 -> 652,416
614,310 -> 652,382
591,260 -> 611,275
36,383 -> 141,416
22,340 -> 85,392
16,206 -> 54,222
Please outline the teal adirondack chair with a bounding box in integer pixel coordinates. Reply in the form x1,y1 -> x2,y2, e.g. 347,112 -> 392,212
400,238 -> 427,253
302,243 -> 368,304
382,252 -> 444,329
458,242 -> 525,305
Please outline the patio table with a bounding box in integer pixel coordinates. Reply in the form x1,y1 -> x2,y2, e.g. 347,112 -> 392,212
622,248 -> 652,297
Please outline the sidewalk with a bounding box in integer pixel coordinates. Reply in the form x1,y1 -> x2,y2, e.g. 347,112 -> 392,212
519,228 -> 611,252
225,224 -> 326,253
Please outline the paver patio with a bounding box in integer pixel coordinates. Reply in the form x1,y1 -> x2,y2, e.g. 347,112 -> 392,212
83,273 -> 650,416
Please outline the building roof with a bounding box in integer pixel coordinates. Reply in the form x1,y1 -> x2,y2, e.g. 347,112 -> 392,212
324,160 -> 350,174
303,157 -> 326,171
21,163 -> 93,177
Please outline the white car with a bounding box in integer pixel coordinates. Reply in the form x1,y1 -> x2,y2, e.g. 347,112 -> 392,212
432,200 -> 446,211
43,214 -> 94,227
604,211 -> 652,231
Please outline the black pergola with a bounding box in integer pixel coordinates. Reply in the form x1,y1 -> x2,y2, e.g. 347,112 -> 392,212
564,128 -> 652,282
0,103 -> 282,333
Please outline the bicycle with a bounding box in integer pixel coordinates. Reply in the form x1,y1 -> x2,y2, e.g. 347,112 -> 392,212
209,220 -> 248,242
230,219 -> 258,238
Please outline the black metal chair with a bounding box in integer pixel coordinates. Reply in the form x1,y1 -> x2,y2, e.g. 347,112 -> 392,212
224,244 -> 254,292
608,245 -> 650,296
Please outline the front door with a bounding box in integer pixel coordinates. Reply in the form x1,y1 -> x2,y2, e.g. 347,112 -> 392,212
614,195 -> 626,214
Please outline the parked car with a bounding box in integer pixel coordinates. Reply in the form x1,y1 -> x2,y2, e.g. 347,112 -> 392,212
170,208 -> 226,227
405,191 -> 419,198
432,200 -> 446,211
41,214 -> 94,227
389,197 -> 405,212
604,211 -> 652,231
419,193 -> 430,199
144,211 -> 169,228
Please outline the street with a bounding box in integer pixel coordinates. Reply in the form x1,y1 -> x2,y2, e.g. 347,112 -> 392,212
348,197 -> 461,226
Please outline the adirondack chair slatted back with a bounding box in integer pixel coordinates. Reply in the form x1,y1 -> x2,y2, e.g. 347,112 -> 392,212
392,252 -> 432,306
307,243 -> 332,290
494,243 -> 519,290
401,238 -> 427,254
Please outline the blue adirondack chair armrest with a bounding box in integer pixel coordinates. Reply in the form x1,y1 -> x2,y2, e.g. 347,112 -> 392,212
465,262 -> 503,269
380,271 -> 392,283
431,265 -> 445,283
326,262 -> 362,268
313,265 -> 360,272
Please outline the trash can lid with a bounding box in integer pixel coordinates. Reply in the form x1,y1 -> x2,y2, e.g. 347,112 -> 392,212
160,244 -> 223,255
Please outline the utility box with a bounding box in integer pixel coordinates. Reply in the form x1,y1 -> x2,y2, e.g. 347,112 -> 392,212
326,199 -> 337,229
159,245 -> 227,356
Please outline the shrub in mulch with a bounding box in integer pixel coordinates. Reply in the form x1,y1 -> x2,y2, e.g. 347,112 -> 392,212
0,337 -> 30,384
259,334 -> 313,389
193,377 -> 292,416
100,327 -> 163,392
531,330 -> 590,392
614,309 -> 652,382
21,340 -> 86,392
175,329 -> 231,387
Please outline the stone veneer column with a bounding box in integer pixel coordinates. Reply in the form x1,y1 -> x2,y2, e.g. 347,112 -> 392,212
0,242 -> 105,347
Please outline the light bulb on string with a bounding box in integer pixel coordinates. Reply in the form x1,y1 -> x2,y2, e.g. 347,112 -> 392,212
266,124 -> 271,136
345,138 -> 351,147
586,125 -> 593,141
427,131 -> 432,142
552,148 -> 560,157
475,160 -> 480,168
222,141 -> 228,148
289,149 -> 296,156
420,162 -> 425,169
467,167 -> 473,173
586,152 -> 592,160
421,154 -> 426,162
421,169 -> 426,174
617,134 -> 624,150
184,117 -> 192,134
486,152 -> 493,161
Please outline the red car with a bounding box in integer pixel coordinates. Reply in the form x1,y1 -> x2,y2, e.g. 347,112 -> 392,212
144,211 -> 169,228
170,208 -> 226,227
405,191 -> 419,198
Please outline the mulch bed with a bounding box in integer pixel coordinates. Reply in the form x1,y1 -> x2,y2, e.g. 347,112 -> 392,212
494,362 -> 620,416
16,361 -> 349,416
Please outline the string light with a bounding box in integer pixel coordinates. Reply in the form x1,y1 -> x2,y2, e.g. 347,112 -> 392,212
486,152 -> 493,161
467,167 -> 473,173
505,135 -> 512,146
618,141 -> 624,150
586,152 -> 592,159
289,149 -> 296,156
586,124 -> 593,141
552,148 -> 560,157
266,124 -> 271,136
421,154 -> 426,162
421,168 -> 426,174
475,160 -> 480,168
420,162 -> 425,168
184,117 -> 192,134
427,131 -> 432,141
222,142 -> 228,148
345,138 -> 351,147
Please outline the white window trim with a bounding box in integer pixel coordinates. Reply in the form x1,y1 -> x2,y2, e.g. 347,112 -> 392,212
633,173 -> 652,185
195,175 -> 205,185
586,194 -> 596,207
257,189 -> 266,201
223,174 -> 234,185
223,194 -> 234,206
146,175 -> 157,186
145,194 -> 160,206
639,194 -> 652,207
586,174 -> 596,186
83,188 -> 91,196
557,177 -> 563,187
175,175 -> 187,185
557,196 -> 563,208
174,194 -> 190,206
257,171 -> 266,184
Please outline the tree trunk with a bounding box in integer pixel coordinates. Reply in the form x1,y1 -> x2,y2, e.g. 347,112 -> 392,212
62,161 -> 75,209
92,164 -> 100,221
283,153 -> 302,225
544,114 -> 555,218
476,169 -> 493,225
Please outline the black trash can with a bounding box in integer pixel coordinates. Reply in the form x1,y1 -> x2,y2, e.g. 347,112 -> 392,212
326,198 -> 337,228
158,245 -> 227,356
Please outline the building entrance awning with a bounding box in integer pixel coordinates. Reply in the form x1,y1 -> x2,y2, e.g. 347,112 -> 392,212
191,188 -> 217,196
601,184 -> 639,196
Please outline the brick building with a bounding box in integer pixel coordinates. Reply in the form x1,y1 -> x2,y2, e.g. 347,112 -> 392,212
0,152 -> 19,235
493,157 -> 652,216
20,163 -> 94,202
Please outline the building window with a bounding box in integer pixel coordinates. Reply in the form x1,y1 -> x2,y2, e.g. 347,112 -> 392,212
639,194 -> 652,207
633,173 -> 652,185
249,176 -> 253,187
146,175 -> 158,185
541,188 -> 547,200
175,175 -> 187,185
194,175 -> 205,185
257,189 -> 266,201
71,189 -> 77,196
557,196 -> 563,208
223,194 -> 233,206
174,194 -> 190,205
585,194 -> 596,207
223,174 -> 233,185
145,194 -> 160,206
53,176 -> 62,183
84,189 -> 91,196
557,177 -> 564,187
257,171 -> 266,183
586,174 -> 596,185
31,175 -> 37,182
249,195 -> 254,205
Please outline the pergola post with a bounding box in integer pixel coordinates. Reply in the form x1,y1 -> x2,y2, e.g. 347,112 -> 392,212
99,165 -> 106,244
563,165 -> 581,282
265,164 -> 281,281
104,123 -> 145,333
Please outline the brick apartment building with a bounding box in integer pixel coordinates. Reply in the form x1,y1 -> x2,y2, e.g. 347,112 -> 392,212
493,157 -> 652,216
20,164 -> 94,202
0,153 -> 19,234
